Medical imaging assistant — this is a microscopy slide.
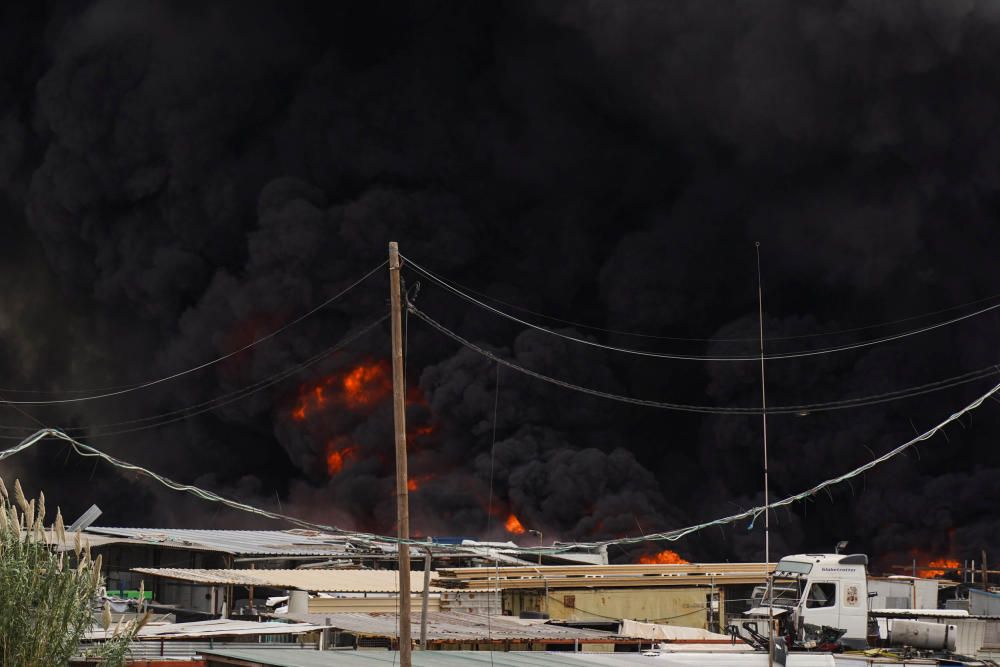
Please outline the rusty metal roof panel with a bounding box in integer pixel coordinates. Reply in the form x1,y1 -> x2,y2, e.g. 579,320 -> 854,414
85,618 -> 325,641
280,610 -> 617,642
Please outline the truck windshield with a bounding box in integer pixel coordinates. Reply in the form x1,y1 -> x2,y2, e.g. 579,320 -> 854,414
750,579 -> 801,608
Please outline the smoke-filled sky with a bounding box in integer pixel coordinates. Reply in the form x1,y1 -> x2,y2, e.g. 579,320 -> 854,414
1,0 -> 999,568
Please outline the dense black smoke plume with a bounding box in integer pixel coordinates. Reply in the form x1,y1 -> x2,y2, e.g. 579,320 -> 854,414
1,0 -> 1000,567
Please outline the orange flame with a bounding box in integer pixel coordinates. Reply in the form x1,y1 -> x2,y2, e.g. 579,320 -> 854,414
904,548 -> 961,578
326,445 -> 356,475
410,425 -> 434,438
342,362 -> 392,408
505,514 -> 526,535
638,549 -> 689,565
291,377 -> 332,421
290,361 -> 392,421
920,558 -> 960,578
407,474 -> 435,492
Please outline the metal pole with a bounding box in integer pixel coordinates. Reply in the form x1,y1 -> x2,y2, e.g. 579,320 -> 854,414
420,537 -> 432,649
528,529 -> 543,566
755,242 -> 773,667
389,241 -> 412,667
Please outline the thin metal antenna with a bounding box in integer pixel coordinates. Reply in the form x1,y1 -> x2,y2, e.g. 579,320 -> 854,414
756,242 -> 774,667
755,242 -> 770,568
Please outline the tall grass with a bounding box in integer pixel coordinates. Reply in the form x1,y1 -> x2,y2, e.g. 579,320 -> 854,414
0,477 -> 147,666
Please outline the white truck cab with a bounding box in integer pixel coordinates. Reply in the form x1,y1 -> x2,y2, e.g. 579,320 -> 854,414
726,553 -> 965,662
743,553 -> 870,649
775,553 -> 869,648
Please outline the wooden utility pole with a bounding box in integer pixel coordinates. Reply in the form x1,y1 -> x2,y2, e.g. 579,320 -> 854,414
389,241 -> 412,666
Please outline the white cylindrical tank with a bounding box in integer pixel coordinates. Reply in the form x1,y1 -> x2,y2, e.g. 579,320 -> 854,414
287,589 -> 309,615
888,619 -> 957,651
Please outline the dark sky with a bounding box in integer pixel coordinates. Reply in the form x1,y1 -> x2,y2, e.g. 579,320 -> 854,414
1,0 -> 999,568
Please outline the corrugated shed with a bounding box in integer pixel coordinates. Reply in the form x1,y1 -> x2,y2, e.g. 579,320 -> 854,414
87,527 -> 372,556
280,610 -> 616,642
132,567 -> 445,593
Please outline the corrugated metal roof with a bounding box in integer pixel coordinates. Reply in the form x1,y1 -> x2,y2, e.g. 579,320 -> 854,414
44,532 -> 134,552
132,567 -> 445,593
200,649 -> 834,666
280,611 -> 617,642
85,619 -> 325,641
201,649 -> 617,666
88,527 -> 376,556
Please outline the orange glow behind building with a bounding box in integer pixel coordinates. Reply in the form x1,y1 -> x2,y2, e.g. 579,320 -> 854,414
638,549 -> 689,565
505,514 -> 526,535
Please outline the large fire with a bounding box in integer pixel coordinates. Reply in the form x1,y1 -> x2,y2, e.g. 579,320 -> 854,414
638,549 -> 689,565
342,362 -> 392,408
919,558 -> 961,578
903,548 -> 961,578
505,514 -> 526,535
291,361 -> 392,421
292,360 -> 437,479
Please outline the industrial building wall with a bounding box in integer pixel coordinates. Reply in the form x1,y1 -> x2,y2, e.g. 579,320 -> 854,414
440,590 -> 502,615
507,588 -> 709,628
970,588 -> 1000,616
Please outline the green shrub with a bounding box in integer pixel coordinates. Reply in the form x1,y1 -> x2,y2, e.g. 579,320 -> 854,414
0,478 -> 147,666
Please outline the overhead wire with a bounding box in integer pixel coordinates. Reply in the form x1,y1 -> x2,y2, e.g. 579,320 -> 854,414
0,257 -> 994,553
404,255 -> 1000,361
0,314 -> 390,440
408,302 -> 1000,415
0,377 -> 996,553
0,261 -> 386,403
0,429 -> 348,534
402,262 -> 1000,343
572,377 -> 1000,549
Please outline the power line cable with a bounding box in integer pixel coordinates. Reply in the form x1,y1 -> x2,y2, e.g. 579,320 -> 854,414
409,303 -> 1000,415
0,262 -> 386,401
404,263 -> 1000,343
0,378 -> 995,553
0,429 -> 349,533
0,315 -> 389,439
404,255 -> 1000,361
571,377 -> 1000,549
